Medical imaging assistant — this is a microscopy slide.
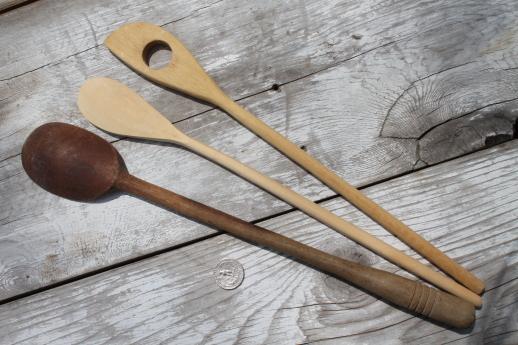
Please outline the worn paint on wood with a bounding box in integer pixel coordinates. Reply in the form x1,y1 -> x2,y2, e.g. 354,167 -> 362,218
1,140 -> 517,344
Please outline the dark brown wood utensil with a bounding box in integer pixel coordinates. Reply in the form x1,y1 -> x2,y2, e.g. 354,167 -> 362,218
21,122 -> 475,328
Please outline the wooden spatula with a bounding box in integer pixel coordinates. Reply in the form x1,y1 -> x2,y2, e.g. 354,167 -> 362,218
77,77 -> 482,306
104,22 -> 484,295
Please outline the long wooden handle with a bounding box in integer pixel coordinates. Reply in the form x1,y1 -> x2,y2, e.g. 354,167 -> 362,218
115,172 -> 475,328
217,100 -> 485,295
183,137 -> 482,306
105,22 -> 484,294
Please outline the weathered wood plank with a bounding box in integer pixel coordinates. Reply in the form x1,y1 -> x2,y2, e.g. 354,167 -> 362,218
2,0 -> 518,161
0,0 -> 213,79
1,139 -> 517,345
2,0 -> 518,301
312,279 -> 517,345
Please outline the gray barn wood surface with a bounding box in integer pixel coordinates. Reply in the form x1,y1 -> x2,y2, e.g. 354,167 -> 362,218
1,140 -> 517,344
0,0 -> 517,344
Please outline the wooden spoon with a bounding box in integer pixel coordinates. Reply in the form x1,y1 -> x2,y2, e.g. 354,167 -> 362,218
21,122 -> 475,328
77,77 -> 482,307
104,22 -> 484,295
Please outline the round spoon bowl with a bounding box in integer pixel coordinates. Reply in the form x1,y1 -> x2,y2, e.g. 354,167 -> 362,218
21,122 -> 122,201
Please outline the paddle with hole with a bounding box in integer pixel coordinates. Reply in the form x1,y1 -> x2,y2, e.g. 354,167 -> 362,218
104,22 -> 484,295
21,122 -> 476,328
77,77 -> 482,307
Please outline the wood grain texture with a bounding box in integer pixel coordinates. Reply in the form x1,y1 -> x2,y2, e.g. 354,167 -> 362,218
2,0 -> 518,161
2,0 -> 518,301
1,140 -> 517,345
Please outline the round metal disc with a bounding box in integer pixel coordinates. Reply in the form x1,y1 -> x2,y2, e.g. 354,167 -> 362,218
213,259 -> 244,290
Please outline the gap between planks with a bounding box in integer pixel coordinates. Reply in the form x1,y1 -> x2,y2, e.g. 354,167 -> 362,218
0,0 -> 35,14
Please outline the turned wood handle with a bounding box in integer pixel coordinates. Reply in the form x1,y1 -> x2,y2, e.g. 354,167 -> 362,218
105,22 -> 484,295
115,173 -> 475,328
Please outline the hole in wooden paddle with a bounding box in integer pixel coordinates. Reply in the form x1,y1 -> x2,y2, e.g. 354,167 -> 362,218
143,40 -> 172,69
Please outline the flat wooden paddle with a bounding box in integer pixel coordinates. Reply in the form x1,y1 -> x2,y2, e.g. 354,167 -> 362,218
77,77 -> 481,307
104,22 -> 484,295
21,122 -> 475,328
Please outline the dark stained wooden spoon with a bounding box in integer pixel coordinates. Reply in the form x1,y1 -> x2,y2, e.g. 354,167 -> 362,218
21,122 -> 476,328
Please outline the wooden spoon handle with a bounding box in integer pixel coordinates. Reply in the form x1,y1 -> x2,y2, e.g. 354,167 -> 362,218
115,172 -> 475,328
183,137 -> 482,306
219,100 -> 486,296
105,22 -> 484,295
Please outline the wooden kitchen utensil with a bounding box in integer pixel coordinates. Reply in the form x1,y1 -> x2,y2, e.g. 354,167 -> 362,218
104,22 -> 484,295
77,77 -> 482,307
21,122 -> 476,328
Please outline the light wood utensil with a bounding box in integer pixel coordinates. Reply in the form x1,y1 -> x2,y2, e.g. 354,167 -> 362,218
104,22 -> 484,295
21,122 -> 476,328
77,77 -> 482,306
